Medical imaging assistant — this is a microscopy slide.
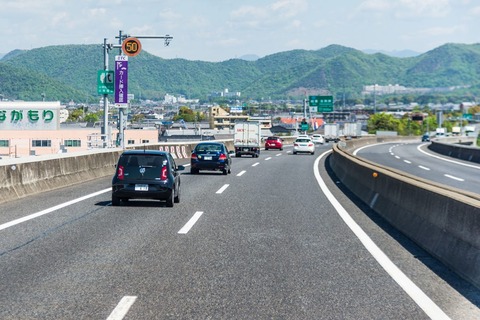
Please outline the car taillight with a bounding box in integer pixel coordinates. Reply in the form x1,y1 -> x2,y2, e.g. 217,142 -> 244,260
191,153 -> 198,160
294,143 -> 299,146
117,165 -> 124,180
219,153 -> 227,160
160,166 -> 168,180
308,143 -> 314,147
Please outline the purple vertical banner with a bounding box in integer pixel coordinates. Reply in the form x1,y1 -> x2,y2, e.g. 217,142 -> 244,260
115,55 -> 129,106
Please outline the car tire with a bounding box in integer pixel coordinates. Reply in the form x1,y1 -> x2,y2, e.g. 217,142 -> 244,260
166,191 -> 174,207
311,152 -> 315,155
265,147 -> 268,150
293,151 -> 297,155
280,148 -> 283,151
236,153 -> 241,158
228,167 -> 231,174
111,195 -> 120,206
174,186 -> 180,203
191,168 -> 199,174
222,169 -> 228,175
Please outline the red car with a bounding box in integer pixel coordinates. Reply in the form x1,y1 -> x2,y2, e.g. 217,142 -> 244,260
264,136 -> 283,150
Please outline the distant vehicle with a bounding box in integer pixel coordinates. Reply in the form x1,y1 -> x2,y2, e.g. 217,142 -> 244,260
421,134 -> 430,142
234,122 -> 261,157
264,136 -> 283,150
311,134 -> 325,144
297,134 -> 310,139
293,137 -> 315,155
324,123 -> 340,142
190,142 -> 233,175
111,150 -> 184,207
343,122 -> 362,138
435,128 -> 446,137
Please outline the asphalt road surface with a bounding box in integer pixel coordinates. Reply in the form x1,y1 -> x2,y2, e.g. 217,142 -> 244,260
355,142 -> 480,194
0,143 -> 478,319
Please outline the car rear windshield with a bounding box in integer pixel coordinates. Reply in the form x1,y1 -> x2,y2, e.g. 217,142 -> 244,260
267,137 -> 278,140
195,144 -> 223,153
296,138 -> 311,142
118,154 -> 167,180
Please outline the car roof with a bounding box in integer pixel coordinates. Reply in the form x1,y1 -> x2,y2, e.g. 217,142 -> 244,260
120,150 -> 170,156
195,142 -> 224,146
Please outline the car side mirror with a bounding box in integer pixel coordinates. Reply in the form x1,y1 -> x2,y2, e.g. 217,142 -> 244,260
177,165 -> 185,171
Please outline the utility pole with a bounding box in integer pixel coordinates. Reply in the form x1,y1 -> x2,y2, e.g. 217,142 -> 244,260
101,31 -> 173,149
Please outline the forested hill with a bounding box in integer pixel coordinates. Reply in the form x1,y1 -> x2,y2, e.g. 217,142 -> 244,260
1,43 -> 479,102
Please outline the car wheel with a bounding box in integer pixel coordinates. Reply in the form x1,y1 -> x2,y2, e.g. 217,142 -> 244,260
293,151 -> 297,155
265,147 -> 268,150
174,185 -> 180,203
228,167 -> 231,174
280,148 -> 283,151
222,169 -> 228,175
311,151 -> 315,155
166,191 -> 174,207
191,168 -> 199,174
236,153 -> 241,157
111,195 -> 120,206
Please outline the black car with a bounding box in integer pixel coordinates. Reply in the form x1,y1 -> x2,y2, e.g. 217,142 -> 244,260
190,142 -> 233,175
112,150 -> 184,207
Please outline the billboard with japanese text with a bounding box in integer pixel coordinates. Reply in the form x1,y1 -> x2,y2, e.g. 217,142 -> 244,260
0,101 -> 61,130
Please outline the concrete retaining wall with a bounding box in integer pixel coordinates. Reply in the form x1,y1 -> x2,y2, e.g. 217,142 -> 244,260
428,138 -> 480,163
330,139 -> 480,289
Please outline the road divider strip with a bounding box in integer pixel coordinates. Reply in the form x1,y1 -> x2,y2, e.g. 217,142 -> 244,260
106,296 -> 137,320
178,211 -> 204,234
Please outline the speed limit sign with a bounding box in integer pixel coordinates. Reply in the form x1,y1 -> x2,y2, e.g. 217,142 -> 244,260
122,37 -> 142,57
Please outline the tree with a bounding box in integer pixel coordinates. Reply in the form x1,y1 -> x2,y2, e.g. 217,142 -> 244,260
367,113 -> 400,133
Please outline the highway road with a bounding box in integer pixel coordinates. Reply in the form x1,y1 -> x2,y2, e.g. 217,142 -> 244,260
354,142 -> 480,195
0,143 -> 479,319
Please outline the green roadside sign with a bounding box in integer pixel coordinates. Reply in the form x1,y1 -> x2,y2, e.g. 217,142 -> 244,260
97,70 -> 114,94
300,123 -> 309,131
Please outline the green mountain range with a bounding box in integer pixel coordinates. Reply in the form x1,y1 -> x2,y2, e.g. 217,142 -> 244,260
0,43 -> 479,103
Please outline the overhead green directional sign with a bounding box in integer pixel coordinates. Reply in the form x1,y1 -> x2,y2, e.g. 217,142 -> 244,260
309,95 -> 333,112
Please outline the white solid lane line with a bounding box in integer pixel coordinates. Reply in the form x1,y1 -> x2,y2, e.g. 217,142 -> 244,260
106,296 -> 137,320
216,184 -> 230,194
0,188 -> 111,232
178,211 -> 204,234
444,174 -> 465,182
417,144 -> 480,170
314,151 -> 451,320
236,170 -> 246,177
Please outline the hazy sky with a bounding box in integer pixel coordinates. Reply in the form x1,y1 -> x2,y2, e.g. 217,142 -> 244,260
1,0 -> 479,61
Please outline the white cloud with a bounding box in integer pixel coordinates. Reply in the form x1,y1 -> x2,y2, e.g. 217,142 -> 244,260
357,0 -> 450,18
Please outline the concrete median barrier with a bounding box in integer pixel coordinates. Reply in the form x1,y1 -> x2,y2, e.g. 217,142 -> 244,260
330,139 -> 480,289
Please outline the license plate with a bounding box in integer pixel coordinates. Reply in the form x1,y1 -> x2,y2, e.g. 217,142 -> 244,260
135,184 -> 148,191
204,156 -> 212,160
